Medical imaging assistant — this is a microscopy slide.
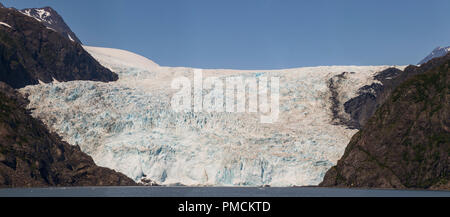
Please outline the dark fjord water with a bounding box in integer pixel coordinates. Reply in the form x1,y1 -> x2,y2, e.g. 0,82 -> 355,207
0,187 -> 449,197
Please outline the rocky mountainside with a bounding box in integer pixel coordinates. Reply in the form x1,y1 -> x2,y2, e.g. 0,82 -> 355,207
320,54 -> 449,190
339,64 -> 442,129
19,6 -> 82,44
0,7 -> 117,88
0,5 -> 136,187
333,46 -> 450,130
0,82 -> 136,187
334,68 -> 403,129
418,46 -> 450,65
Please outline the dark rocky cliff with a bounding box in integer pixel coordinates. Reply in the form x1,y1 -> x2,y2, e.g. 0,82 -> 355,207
320,54 -> 450,190
0,7 -> 117,89
0,82 -> 136,187
19,6 -> 83,44
0,6 -> 135,187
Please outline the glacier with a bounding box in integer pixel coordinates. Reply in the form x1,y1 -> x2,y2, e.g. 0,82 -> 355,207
19,46 -> 406,186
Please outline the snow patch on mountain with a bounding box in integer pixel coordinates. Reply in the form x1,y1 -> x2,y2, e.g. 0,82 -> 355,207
68,34 -> 74,42
21,8 -> 52,23
20,46 -> 406,186
19,7 -> 82,44
0,21 -> 11,28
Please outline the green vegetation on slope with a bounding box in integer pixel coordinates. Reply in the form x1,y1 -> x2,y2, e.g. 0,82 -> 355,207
320,54 -> 449,190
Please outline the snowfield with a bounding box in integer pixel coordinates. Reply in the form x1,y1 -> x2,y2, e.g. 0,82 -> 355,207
20,46 -> 406,186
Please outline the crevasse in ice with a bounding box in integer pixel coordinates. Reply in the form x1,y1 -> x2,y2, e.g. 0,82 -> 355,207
19,46 -> 405,186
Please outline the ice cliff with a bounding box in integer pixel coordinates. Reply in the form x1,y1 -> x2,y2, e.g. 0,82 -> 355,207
19,46 -> 405,186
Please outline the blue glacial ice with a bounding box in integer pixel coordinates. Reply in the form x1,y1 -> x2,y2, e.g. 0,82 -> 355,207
19,46 -> 406,186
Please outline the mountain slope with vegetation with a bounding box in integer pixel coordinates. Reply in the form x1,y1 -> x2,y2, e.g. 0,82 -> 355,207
320,54 -> 450,190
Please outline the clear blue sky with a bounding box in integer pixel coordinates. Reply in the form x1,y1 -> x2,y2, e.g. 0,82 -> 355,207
2,0 -> 450,69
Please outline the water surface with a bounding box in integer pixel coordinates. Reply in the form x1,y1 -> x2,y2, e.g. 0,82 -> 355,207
1,187 -> 448,197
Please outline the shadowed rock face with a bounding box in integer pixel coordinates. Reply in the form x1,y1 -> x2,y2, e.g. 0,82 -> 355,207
335,55 -> 450,130
344,68 -> 400,129
327,71 -> 351,126
320,54 -> 450,190
0,7 -> 117,89
0,82 -> 137,187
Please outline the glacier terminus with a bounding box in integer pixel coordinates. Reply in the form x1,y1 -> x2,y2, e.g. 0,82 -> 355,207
19,46 -> 406,186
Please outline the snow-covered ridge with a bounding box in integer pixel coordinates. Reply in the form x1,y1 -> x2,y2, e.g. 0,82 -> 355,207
20,46 -> 406,186
418,46 -> 450,65
83,46 -> 160,73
